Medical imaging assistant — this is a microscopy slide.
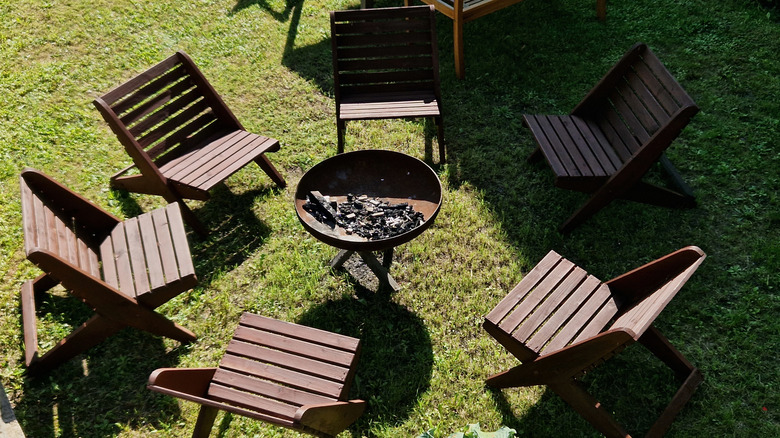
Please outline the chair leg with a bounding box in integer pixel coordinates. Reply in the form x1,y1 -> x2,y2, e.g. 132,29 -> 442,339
639,326 -> 696,380
192,406 -> 219,438
597,0 -> 607,21
453,18 -> 465,79
549,380 -> 631,438
527,146 -> 543,163
436,116 -> 446,163
337,119 -> 346,154
26,314 -> 123,376
254,155 -> 286,188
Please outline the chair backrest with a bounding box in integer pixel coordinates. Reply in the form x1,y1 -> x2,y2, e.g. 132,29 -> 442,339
331,5 -> 441,100
20,168 -> 119,280
574,43 -> 698,163
94,52 -> 242,174
207,313 -> 362,421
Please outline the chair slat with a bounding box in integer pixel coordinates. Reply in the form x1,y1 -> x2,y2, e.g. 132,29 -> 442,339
119,78 -> 194,127
151,206 -> 181,284
499,258 -> 576,335
232,325 -> 356,368
571,117 -> 622,173
123,217 -> 150,297
571,296 -> 620,345
526,275 -> 603,352
128,86 -> 202,138
337,44 -> 432,60
615,78 -> 659,138
207,383 -> 298,421
137,212 -> 165,291
334,17 -> 431,34
111,63 -> 188,116
625,70 -> 669,123
241,313 -> 361,352
211,368 -> 335,407
136,99 -> 212,149
486,250 -> 562,324
335,31 -> 432,50
640,52 -> 694,108
166,204 -> 195,279
219,350 -> 346,398
108,223 -> 136,298
513,266 -> 589,343
543,283 -> 614,353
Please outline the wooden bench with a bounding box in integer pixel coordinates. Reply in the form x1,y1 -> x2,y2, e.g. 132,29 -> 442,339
331,5 -> 445,162
94,51 -> 286,236
484,246 -> 705,437
148,312 -> 365,437
524,43 -> 699,233
404,0 -> 607,78
19,168 -> 198,375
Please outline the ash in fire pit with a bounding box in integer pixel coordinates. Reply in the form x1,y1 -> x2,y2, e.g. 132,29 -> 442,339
303,191 -> 424,240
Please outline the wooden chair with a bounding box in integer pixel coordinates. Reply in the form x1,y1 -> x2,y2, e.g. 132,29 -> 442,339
483,246 -> 706,438
331,5 -> 445,163
404,0 -> 607,79
19,168 -> 198,375
524,43 -> 699,233
94,51 -> 286,236
148,312 -> 365,438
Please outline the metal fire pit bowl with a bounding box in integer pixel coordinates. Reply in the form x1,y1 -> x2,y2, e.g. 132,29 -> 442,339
295,150 -> 442,252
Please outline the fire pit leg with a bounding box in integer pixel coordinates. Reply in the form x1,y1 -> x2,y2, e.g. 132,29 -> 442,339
330,249 -> 354,269
358,251 -> 400,292
382,248 -> 394,268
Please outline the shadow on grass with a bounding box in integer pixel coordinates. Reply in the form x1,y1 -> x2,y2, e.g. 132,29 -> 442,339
111,183 -> 279,286
16,327 -> 186,437
297,293 -> 434,431
487,345 -> 689,436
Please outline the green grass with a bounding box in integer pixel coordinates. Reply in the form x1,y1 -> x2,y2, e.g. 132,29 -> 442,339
1,0 -> 778,436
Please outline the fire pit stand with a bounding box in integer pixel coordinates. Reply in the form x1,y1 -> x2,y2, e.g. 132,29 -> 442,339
295,150 -> 442,292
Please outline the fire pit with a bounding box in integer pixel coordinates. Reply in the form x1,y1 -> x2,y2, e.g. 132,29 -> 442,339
295,150 -> 442,291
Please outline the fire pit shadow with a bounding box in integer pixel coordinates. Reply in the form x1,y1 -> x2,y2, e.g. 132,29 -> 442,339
296,296 -> 434,430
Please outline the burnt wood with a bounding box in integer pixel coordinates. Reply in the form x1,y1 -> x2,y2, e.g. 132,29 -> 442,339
524,43 -> 699,233
331,5 -> 445,162
484,246 -> 706,438
94,51 -> 285,236
148,312 -> 365,437
403,0 -> 607,79
19,168 -> 198,375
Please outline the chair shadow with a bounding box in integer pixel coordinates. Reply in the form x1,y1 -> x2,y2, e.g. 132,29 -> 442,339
487,345 -> 687,437
230,0 -> 298,19
296,293 -> 434,432
111,183 -> 278,286
15,318 -> 185,437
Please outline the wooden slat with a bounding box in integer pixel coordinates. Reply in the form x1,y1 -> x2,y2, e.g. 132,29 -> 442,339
111,63 -> 188,116
207,383 -> 298,422
335,31 -> 431,49
167,204 -> 195,279
571,296 -> 620,345
123,217 -> 150,297
101,55 -> 182,105
146,112 -> 219,159
120,78 -> 194,127
99,230 -> 119,289
337,44 -> 432,60
601,106 -> 641,158
212,368 -> 336,406
232,326 -> 356,368
512,266 -> 589,343
219,351 -> 346,398
108,223 -> 135,298
136,99 -> 211,149
486,251 -> 562,323
225,339 -> 350,383
170,131 -> 259,186
338,69 -> 434,86
571,117 -> 622,173
333,6 -> 431,21
241,313 -> 361,352
543,283 -> 614,353
641,52 -> 694,108
20,280 -> 39,366
609,88 -> 651,144
615,77 -> 659,137
499,258 -> 576,334
128,85 -> 202,138
625,69 -> 669,123
151,206 -> 180,284
334,18 -> 431,34
526,275 -> 603,352
138,212 -> 165,291
20,179 -> 39,254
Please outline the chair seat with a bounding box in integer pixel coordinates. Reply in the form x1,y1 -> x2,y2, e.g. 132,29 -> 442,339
159,129 -> 280,195
99,203 -> 197,307
524,114 -> 626,185
339,91 -> 441,121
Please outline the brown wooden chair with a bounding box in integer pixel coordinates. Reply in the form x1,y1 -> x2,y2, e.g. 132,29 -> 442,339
524,43 -> 699,233
19,168 -> 198,375
148,312 -> 365,438
331,5 -> 445,163
483,246 -> 706,438
94,51 -> 286,236
404,0 -> 607,79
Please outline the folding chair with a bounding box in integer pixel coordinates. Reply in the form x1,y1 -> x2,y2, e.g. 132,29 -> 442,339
331,5 -> 445,162
524,43 -> 699,233
19,168 -> 198,375
484,246 -> 706,437
94,51 -> 286,236
148,312 -> 365,437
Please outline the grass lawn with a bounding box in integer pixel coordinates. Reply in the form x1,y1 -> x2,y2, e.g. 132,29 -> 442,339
1,0 -> 778,436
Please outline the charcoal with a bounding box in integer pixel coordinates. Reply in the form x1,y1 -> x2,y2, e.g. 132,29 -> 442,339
303,194 -> 424,240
